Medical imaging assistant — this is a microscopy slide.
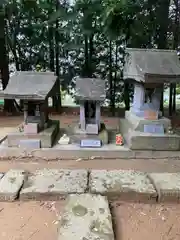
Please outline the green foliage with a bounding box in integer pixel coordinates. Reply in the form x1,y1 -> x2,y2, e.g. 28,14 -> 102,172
0,0 -> 176,109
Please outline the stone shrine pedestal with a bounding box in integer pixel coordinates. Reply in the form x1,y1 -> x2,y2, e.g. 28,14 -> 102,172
120,111 -> 180,150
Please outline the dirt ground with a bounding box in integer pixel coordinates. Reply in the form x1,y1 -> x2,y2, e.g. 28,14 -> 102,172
0,114 -> 180,240
1,201 -> 180,240
0,201 -> 64,240
112,201 -> 180,240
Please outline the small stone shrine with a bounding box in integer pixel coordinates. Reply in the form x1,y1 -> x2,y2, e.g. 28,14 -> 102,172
73,77 -> 108,146
0,71 -> 59,148
121,48 -> 180,150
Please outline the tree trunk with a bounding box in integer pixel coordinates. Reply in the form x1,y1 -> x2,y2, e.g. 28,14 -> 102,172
0,8 -> 15,113
55,0 -> 61,112
156,0 -> 170,115
109,40 -> 114,115
48,0 -> 56,110
172,0 -> 180,113
89,34 -> 94,76
82,35 -> 90,77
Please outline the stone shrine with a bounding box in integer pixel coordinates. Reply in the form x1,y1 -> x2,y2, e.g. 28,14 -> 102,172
72,77 -> 108,145
0,71 -> 59,148
121,48 -> 180,150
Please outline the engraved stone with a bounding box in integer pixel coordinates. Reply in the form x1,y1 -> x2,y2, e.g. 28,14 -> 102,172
144,124 -> 164,134
80,139 -> 102,148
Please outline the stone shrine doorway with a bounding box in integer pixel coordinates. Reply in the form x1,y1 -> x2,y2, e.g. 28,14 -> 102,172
84,100 -> 96,123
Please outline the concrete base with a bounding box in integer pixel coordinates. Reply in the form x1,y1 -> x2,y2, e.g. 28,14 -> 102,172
125,110 -> 171,132
7,120 -> 59,148
71,123 -> 109,145
120,118 -> 180,150
2,143 -> 180,160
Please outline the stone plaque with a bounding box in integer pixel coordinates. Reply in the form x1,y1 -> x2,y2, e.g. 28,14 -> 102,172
144,124 -> 164,134
80,139 -> 102,148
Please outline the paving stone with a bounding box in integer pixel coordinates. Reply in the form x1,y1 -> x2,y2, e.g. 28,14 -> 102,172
148,173 -> 180,202
58,194 -> 114,240
89,170 -> 157,202
0,169 -> 26,201
20,169 -> 88,200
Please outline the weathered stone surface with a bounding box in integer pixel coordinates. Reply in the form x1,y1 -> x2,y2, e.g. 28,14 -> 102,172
7,120 -> 59,148
148,173 -> 180,202
19,139 -> 41,149
20,169 -> 88,200
99,128 -> 109,144
86,124 -> 99,135
58,194 -> 114,240
0,169 -> 26,201
89,170 -> 157,202
24,123 -> 39,134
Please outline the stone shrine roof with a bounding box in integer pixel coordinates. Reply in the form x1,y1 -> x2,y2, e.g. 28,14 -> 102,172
75,77 -> 106,101
0,71 -> 57,100
123,48 -> 180,83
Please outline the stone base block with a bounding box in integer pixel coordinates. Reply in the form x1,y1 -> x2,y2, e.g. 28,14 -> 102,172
0,169 -> 26,201
20,169 -> 88,200
86,124 -> 98,134
19,139 -> 41,149
7,120 -> 59,148
120,119 -> 180,150
58,194 -> 114,240
125,110 -> 171,132
24,123 -> 39,134
71,124 -> 109,145
89,170 -> 157,202
148,173 -> 180,202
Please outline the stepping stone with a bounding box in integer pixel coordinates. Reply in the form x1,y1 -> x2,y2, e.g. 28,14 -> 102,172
20,169 -> 88,200
0,169 -> 26,201
148,173 -> 180,202
89,170 -> 157,202
58,194 -> 114,240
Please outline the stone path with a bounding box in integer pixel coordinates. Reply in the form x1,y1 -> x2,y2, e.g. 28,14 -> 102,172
0,168 -> 180,203
58,194 -> 114,240
20,169 -> 88,200
0,168 -> 180,239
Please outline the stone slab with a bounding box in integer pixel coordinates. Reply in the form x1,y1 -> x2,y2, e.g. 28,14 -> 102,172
19,139 -> 41,149
7,120 -> 59,148
80,139 -> 102,148
130,133 -> 180,150
24,123 -> 39,134
125,111 -> 171,132
86,124 -> 99,134
120,118 -> 180,150
20,169 -> 88,200
58,194 -> 114,240
89,170 -> 157,202
148,173 -> 180,202
143,124 -> 164,134
72,126 -> 109,145
0,169 -> 26,201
